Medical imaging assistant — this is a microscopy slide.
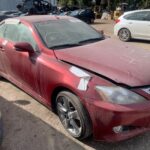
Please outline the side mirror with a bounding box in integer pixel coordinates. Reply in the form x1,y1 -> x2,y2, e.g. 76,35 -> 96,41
14,42 -> 34,54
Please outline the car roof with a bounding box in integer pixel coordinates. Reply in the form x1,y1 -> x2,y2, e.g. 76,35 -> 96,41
123,9 -> 150,15
4,15 -> 73,24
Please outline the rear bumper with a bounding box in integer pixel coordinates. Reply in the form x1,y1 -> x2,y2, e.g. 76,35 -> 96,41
85,99 -> 150,142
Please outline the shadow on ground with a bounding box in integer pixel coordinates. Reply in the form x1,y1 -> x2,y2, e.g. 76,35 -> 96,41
0,96 -> 85,150
130,39 -> 150,44
0,79 -> 150,150
1,95 -> 150,150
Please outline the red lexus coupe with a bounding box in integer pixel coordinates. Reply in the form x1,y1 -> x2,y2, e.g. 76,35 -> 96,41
0,15 -> 150,142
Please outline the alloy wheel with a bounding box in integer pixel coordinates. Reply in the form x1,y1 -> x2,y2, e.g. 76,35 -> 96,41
57,96 -> 82,137
119,28 -> 131,42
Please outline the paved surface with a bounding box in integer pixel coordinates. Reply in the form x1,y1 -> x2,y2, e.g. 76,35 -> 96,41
0,20 -> 150,150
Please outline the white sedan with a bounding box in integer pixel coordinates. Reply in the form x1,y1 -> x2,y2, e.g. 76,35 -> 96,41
114,9 -> 150,41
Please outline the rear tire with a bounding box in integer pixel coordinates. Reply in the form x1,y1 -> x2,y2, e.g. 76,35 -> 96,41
118,28 -> 131,42
90,19 -> 94,24
56,91 -> 92,140
87,19 -> 94,24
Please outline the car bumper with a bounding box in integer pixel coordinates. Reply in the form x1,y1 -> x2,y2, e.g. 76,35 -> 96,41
84,99 -> 150,142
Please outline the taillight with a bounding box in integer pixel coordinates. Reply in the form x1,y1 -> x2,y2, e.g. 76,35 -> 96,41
115,19 -> 120,24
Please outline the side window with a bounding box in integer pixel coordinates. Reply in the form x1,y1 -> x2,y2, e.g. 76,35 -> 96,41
0,23 -> 6,38
3,23 -> 37,50
17,24 -> 37,50
4,24 -> 19,42
124,11 -> 150,21
135,12 -> 150,21
124,13 -> 137,20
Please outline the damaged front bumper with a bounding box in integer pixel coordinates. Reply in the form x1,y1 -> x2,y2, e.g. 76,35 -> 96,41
85,99 -> 150,142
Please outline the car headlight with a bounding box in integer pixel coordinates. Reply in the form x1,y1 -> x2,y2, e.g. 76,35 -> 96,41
95,86 -> 147,104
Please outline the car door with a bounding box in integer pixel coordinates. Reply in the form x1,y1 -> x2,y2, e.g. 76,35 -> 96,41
125,11 -> 150,39
2,21 -> 41,95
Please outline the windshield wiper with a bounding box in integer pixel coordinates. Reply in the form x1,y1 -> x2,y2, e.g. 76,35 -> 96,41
49,43 -> 81,50
79,37 -> 103,44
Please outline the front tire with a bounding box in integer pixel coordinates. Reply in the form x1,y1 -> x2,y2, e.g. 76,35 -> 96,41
56,91 -> 92,140
118,28 -> 131,42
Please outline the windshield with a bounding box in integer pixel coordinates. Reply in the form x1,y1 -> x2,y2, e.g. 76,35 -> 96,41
34,19 -> 103,49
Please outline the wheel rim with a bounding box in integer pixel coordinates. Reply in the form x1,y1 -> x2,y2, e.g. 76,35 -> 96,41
119,29 -> 130,41
57,96 -> 82,137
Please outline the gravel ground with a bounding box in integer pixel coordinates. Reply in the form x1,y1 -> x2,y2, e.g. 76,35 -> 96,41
0,20 -> 150,150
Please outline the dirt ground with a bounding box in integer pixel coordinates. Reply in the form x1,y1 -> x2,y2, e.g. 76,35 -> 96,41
92,20 -> 150,51
0,20 -> 150,150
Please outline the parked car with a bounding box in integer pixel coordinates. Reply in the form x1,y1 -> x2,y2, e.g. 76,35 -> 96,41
0,16 -> 150,142
59,6 -> 79,13
17,0 -> 51,14
114,9 -> 150,41
0,0 -> 52,22
0,11 -> 24,22
0,13 -> 8,22
0,11 -> 18,22
60,8 -> 95,24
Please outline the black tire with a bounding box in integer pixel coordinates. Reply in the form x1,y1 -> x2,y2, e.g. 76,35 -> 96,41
0,112 -> 3,145
56,91 -> 92,140
87,19 -> 93,24
118,28 -> 131,42
90,19 -> 94,24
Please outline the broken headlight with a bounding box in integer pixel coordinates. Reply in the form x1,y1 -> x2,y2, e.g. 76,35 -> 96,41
95,86 -> 147,104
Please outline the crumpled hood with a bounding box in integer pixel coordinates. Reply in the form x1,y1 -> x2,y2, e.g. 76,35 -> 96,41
54,38 -> 150,87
